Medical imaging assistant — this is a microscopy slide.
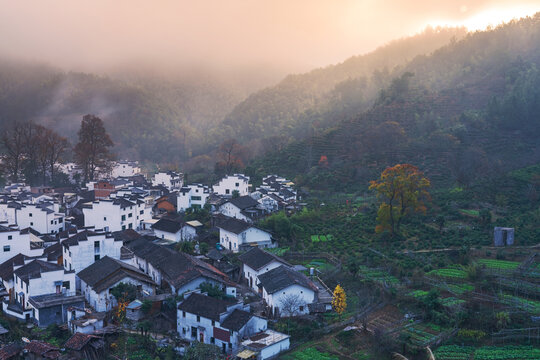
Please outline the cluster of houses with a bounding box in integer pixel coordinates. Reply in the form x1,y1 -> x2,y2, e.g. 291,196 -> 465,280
0,164 -> 329,359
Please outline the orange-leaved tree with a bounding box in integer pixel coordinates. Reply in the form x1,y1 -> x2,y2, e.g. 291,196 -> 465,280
369,164 -> 430,235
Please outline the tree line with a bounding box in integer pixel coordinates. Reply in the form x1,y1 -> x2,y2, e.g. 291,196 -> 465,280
1,114 -> 114,186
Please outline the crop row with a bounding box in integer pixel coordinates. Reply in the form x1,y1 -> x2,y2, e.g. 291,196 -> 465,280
434,345 -> 474,360
435,345 -> 540,360
477,259 -> 520,271
427,268 -> 468,279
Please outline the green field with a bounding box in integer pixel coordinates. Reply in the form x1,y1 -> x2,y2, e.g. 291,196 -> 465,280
434,345 -> 475,360
311,234 -> 332,243
477,259 -> 520,271
427,268 -> 468,279
285,347 -> 339,360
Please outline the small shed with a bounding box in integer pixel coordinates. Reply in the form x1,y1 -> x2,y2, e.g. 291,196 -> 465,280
494,227 -> 515,246
126,299 -> 144,321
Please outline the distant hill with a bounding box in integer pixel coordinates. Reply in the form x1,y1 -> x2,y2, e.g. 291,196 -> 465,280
247,14 -> 540,191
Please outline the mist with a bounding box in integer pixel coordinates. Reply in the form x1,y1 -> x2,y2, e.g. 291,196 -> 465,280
1,0 -> 540,76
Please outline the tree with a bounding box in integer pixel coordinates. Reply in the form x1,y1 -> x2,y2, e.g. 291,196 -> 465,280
1,122 -> 27,182
331,284 -> 347,315
74,114 -> 114,182
279,294 -> 306,317
215,138 -> 247,175
435,215 -> 445,233
184,342 -> 223,360
369,164 -> 430,235
43,129 -> 69,184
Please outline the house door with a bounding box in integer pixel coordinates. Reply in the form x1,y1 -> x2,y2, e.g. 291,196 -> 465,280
56,285 -> 61,294
222,343 -> 226,353
199,332 -> 204,343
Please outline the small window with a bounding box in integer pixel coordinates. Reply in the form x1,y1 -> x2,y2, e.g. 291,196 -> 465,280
183,311 -> 186,318
121,215 -> 126,221
59,218 -> 63,223
63,281 -> 70,290
196,315 -> 200,322
3,246 -> 9,252
122,225 -> 126,230
128,213 -> 133,218
51,220 -> 54,224
103,217 -> 107,221
225,189 -> 230,194
182,328 -> 186,334
29,213 -> 32,217
211,320 -> 215,326
235,182 -> 239,187
7,235 -> 12,240
210,337 -> 215,344
94,241 -> 100,249
30,222 -> 33,226
140,210 -> 143,215
94,255 -> 100,261
64,260 -> 67,267
299,306 -> 304,312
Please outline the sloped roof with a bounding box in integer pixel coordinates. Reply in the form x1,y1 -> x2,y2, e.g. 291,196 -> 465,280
123,238 -> 231,289
177,292 -> 234,321
24,341 -> 60,359
14,260 -> 63,282
0,343 -> 21,360
238,248 -> 290,271
220,309 -> 253,331
152,218 -> 182,234
226,196 -> 258,210
77,256 -> 155,293
257,265 -> 318,294
215,216 -> 252,234
64,333 -> 101,351
0,253 -> 30,281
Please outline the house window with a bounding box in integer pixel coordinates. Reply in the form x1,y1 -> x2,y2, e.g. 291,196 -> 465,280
30,222 -> 33,226
59,218 -> 63,223
64,260 -> 67,267
191,327 -> 197,338
183,311 -> 186,318
196,315 -> 200,322
182,328 -> 186,334
210,337 -> 215,344
7,235 -> 12,240
3,246 -> 9,252
211,320 -> 215,326
121,215 -> 126,221
104,217 -> 107,221
191,196 -> 201,201
94,255 -> 100,261
128,223 -> 133,229
63,281 -> 70,290
29,213 -> 32,217
128,213 -> 133,218
235,183 -> 239,187
299,306 -> 304,312
122,225 -> 126,230
140,210 -> 144,215
51,220 -> 54,224
94,241 -> 100,250
225,189 -> 230,194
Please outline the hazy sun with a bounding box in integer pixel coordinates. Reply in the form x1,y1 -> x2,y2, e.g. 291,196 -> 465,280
430,5 -> 540,31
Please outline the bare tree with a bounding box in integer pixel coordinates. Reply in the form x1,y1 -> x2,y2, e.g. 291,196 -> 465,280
74,114 -> 114,182
1,122 -> 27,182
279,294 -> 306,317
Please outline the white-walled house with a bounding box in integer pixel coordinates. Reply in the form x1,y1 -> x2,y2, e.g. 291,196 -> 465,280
218,196 -> 262,223
0,202 -> 18,226
0,226 -> 44,264
62,231 -> 123,274
238,248 -> 291,292
82,197 -> 151,232
15,203 -> 65,234
122,238 -> 236,296
152,171 -> 183,191
2,259 -> 84,327
177,184 -> 210,211
216,216 -> 274,253
213,174 -> 250,197
241,330 -> 291,360
257,265 -> 318,317
78,256 -> 156,312
111,161 -> 141,178
152,218 -> 197,242
177,292 -> 267,353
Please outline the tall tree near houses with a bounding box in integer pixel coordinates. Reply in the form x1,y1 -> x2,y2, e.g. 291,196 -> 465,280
1,122 -> 27,182
331,284 -> 347,316
215,138 -> 247,175
74,114 -> 114,182
45,130 -> 69,184
369,164 -> 430,235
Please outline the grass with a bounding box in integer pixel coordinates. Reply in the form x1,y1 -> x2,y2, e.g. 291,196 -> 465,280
440,297 -> 466,307
285,347 -> 339,360
508,164 -> 540,182
460,209 -> 480,217
477,259 -> 520,271
427,268 -> 468,279
408,290 -> 429,298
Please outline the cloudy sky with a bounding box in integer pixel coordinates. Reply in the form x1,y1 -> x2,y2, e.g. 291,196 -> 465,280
0,0 -> 539,72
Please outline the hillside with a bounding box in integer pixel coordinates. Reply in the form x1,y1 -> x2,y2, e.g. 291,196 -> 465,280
221,27 -> 467,142
247,14 -> 540,192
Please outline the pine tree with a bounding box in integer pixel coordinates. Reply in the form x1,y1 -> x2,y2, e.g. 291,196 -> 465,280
332,284 -> 347,315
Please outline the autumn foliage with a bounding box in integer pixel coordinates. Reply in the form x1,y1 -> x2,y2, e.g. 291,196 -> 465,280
332,284 -> 347,315
369,164 -> 430,235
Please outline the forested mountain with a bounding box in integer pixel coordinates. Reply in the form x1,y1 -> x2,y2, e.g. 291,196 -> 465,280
220,27 -> 467,143
0,27 -> 465,169
0,61 -> 264,164
247,14 -> 540,191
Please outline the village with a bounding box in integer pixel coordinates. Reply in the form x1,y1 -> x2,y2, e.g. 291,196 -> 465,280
0,161 -> 335,360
